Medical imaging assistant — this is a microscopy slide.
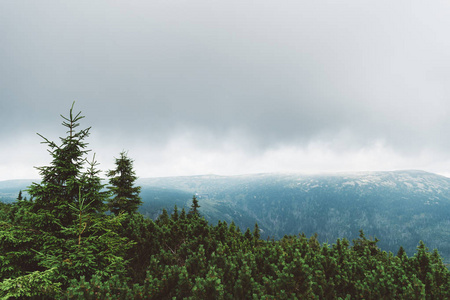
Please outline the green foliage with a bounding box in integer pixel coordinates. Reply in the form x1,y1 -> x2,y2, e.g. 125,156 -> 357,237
0,220 -> 40,279
3,193 -> 450,299
188,195 -> 201,217
107,151 -> 142,215
253,223 -> 261,243
0,103 -> 138,298
79,154 -> 110,213
65,274 -> 143,299
0,268 -> 61,299
36,212 -> 133,284
129,171 -> 450,263
27,102 -> 92,229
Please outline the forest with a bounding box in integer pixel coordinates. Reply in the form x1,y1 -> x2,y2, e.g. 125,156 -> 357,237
1,104 -> 450,299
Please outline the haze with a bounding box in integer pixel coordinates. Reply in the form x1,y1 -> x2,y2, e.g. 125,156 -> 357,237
1,1 -> 450,181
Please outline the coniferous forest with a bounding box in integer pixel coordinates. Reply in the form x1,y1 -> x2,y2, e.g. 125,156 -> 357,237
1,104 -> 450,299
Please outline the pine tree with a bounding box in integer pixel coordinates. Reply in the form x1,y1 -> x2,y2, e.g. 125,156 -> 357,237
180,207 -> 187,220
107,151 -> 142,215
79,154 -> 110,213
253,223 -> 261,241
172,205 -> 179,221
244,228 -> 252,240
27,102 -> 91,228
157,208 -> 170,225
397,245 -> 406,259
188,195 -> 200,217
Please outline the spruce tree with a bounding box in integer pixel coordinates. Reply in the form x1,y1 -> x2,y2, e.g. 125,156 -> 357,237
79,154 -> 110,213
180,207 -> 187,219
253,223 -> 261,240
157,208 -> 170,225
107,151 -> 142,215
27,102 -> 91,228
172,205 -> 179,221
188,195 -> 200,217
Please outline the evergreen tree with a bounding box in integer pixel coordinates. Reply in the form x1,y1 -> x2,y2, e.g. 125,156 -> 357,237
27,102 -> 91,228
171,205 -> 179,221
180,207 -> 187,220
107,151 -> 142,215
79,154 -> 110,213
244,228 -> 252,240
397,245 -> 406,258
253,223 -> 261,241
157,208 -> 170,226
188,195 -> 200,217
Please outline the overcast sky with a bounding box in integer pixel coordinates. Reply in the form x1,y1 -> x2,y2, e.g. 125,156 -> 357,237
1,1 -> 450,181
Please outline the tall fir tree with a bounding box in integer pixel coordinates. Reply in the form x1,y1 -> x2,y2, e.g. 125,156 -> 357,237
253,223 -> 261,240
188,195 -> 200,217
27,102 -> 91,228
79,154 -> 110,213
107,151 -> 142,215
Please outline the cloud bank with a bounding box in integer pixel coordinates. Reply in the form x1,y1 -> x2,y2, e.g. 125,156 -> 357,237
1,1 -> 450,180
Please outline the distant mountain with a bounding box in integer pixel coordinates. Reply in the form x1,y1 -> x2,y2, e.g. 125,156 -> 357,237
0,179 -> 34,203
3,171 -> 450,262
136,170 -> 450,261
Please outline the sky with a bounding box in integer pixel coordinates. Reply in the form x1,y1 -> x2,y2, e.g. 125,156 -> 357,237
1,1 -> 450,181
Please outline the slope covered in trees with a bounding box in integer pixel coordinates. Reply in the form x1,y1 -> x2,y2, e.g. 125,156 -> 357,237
1,104 -> 450,299
135,172 -> 450,263
3,197 -> 450,299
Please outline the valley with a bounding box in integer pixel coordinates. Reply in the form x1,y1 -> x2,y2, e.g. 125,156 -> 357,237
2,170 -> 450,261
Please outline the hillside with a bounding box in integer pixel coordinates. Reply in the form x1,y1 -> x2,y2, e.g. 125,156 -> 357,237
2,170 -> 450,261
0,179 -> 34,203
135,170 -> 450,261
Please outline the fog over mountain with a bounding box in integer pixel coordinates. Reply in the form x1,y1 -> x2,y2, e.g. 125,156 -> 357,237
2,1 -> 450,180
3,170 -> 450,262
135,170 -> 450,257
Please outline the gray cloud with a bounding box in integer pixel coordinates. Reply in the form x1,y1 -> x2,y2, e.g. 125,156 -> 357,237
2,1 -> 450,179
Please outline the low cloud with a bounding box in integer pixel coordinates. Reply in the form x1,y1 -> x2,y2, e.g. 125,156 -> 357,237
2,1 -> 450,180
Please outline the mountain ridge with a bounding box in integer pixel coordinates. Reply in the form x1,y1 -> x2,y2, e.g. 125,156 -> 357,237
2,170 -> 450,261
135,170 -> 450,261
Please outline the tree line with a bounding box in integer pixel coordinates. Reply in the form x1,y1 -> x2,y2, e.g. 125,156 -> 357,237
1,103 -> 450,299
